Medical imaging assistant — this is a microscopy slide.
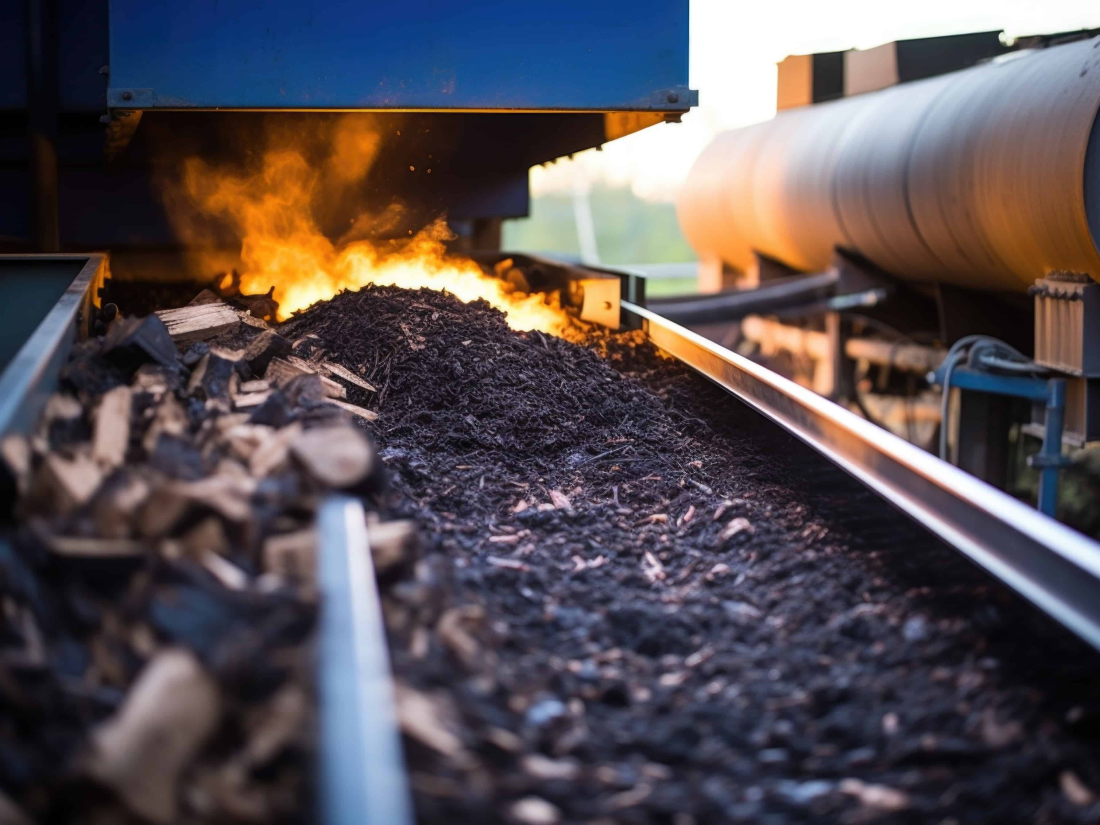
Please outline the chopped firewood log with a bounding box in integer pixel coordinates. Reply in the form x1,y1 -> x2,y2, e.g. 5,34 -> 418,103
45,536 -> 146,557
322,398 -> 379,422
33,452 -> 103,513
173,474 -> 258,523
188,289 -> 221,306
264,357 -> 345,398
320,362 -> 377,392
248,391 -> 294,429
367,519 -> 418,575
188,352 -> 238,401
263,529 -> 316,579
103,314 -> 178,370
237,311 -> 272,331
290,425 -> 375,488
233,391 -> 272,410
264,357 -> 309,387
224,424 -> 274,463
249,422 -> 302,478
92,385 -> 132,469
85,649 -> 221,824
155,302 -> 240,343
131,364 -> 176,397
240,379 -> 270,394
244,331 -> 292,376
91,469 -> 150,538
143,394 -> 189,452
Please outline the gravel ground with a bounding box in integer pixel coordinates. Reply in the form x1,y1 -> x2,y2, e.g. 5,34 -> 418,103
284,285 -> 1100,825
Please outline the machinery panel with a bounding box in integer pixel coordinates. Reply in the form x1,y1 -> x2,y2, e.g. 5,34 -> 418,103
107,0 -> 692,111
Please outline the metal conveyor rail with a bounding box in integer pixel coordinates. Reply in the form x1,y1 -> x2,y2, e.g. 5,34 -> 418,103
625,300 -> 1100,652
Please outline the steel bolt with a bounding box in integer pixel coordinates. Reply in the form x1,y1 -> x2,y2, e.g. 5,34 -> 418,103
667,92 -> 679,104
121,91 -> 133,101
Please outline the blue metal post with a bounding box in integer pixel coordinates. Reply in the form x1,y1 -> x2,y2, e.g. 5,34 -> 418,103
1036,379 -> 1066,518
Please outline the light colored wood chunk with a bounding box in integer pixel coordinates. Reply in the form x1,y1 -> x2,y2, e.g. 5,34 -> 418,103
86,649 -> 221,824
47,536 -> 145,557
322,397 -> 379,422
155,302 -> 240,343
320,362 -> 377,392
239,379 -> 270,394
291,425 -> 374,487
92,386 -> 132,469
39,453 -> 103,512
263,529 -> 316,579
233,391 -> 272,409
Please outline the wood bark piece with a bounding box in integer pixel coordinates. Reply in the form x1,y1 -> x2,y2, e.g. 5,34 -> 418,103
171,475 -> 258,523
188,352 -> 238,401
92,386 -> 132,469
319,362 -> 377,392
290,426 -> 374,488
86,648 -> 221,824
155,302 -> 240,343
188,289 -> 221,306
103,315 -> 178,370
249,422 -> 302,478
243,331 -> 292,375
266,356 -> 345,399
321,398 -> 379,422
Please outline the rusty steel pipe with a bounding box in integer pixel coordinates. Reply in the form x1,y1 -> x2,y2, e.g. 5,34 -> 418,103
678,36 -> 1100,292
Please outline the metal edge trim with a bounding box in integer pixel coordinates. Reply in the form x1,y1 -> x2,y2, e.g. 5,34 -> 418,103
0,254 -> 105,438
626,301 -> 1100,648
318,496 -> 413,825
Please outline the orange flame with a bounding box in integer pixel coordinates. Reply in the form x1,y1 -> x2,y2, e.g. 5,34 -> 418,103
176,123 -> 570,334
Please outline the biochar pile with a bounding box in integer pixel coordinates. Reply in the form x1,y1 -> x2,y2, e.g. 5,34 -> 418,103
284,286 -> 1100,825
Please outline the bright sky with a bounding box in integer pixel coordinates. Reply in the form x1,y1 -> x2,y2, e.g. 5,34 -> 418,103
530,0 -> 1100,203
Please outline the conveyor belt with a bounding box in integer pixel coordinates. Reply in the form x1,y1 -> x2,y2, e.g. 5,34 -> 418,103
625,300 -> 1100,651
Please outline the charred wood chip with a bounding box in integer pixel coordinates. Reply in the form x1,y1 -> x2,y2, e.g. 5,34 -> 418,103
248,391 -> 295,429
188,289 -> 221,306
187,352 -> 238,401
131,364 -> 179,397
182,341 -> 211,367
60,352 -> 129,399
236,288 -> 279,325
149,434 -> 206,481
103,314 -> 178,372
281,374 -> 326,406
84,648 -> 221,824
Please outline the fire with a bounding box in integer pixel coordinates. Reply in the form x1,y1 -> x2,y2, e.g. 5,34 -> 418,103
175,124 -> 570,335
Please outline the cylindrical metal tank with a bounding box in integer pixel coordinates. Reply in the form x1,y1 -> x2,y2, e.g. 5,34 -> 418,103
678,36 -> 1100,292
